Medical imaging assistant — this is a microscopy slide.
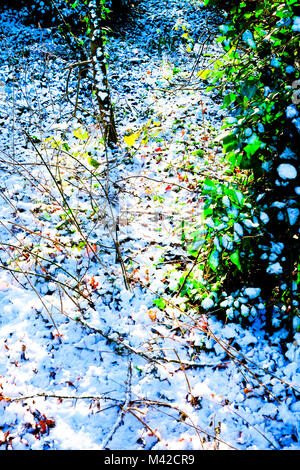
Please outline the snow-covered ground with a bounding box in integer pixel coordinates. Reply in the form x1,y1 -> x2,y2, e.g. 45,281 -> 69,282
0,0 -> 299,450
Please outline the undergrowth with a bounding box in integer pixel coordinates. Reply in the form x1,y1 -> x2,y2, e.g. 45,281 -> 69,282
165,0 -> 300,335
0,0 -> 299,450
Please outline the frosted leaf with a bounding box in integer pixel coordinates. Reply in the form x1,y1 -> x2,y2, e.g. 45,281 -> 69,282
214,236 -> 221,252
287,207 -> 299,226
234,222 -> 244,237
222,195 -> 230,208
250,307 -> 257,316
205,217 -> 215,228
271,201 -> 286,209
242,30 -> 256,49
241,305 -> 249,317
219,25 -> 230,34
221,234 -> 233,250
260,212 -> 269,224
286,105 -> 298,119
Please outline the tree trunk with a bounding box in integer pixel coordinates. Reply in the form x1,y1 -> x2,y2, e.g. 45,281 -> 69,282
88,0 -> 118,145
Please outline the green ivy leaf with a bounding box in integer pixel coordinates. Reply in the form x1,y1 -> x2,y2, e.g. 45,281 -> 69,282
153,298 -> 166,310
244,138 -> 261,158
230,250 -> 242,271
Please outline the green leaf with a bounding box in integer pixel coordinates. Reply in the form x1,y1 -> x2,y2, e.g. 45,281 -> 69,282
87,157 -> 100,168
192,149 -> 204,157
230,250 -> 242,271
153,298 -> 166,310
223,133 -> 238,153
223,92 -> 237,107
204,207 -> 213,217
244,138 -> 261,158
203,178 -> 216,190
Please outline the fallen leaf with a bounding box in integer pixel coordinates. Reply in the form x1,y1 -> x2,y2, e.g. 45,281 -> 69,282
148,310 -> 156,321
124,131 -> 141,147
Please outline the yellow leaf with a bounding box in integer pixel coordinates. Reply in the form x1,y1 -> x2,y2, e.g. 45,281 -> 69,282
197,69 -> 211,80
74,128 -> 88,140
214,60 -> 223,70
124,131 -> 141,147
52,139 -> 62,148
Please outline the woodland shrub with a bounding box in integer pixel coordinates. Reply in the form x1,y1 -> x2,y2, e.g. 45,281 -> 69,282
194,0 -> 300,332
15,0 -> 120,143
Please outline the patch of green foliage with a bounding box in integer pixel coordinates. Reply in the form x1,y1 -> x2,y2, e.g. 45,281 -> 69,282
178,0 -> 300,332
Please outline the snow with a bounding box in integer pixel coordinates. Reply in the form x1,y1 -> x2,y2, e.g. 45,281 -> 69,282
257,123 -> 264,133
286,66 -> 295,74
201,297 -> 214,310
286,105 -> 299,119
292,117 -> 300,133
280,147 -> 296,160
244,288 -> 261,299
277,163 -> 297,180
0,0 -> 299,452
292,17 -> 300,32
267,262 -> 283,275
270,57 -> 280,68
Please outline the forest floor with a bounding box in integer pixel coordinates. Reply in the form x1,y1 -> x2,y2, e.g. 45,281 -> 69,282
0,0 -> 299,450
